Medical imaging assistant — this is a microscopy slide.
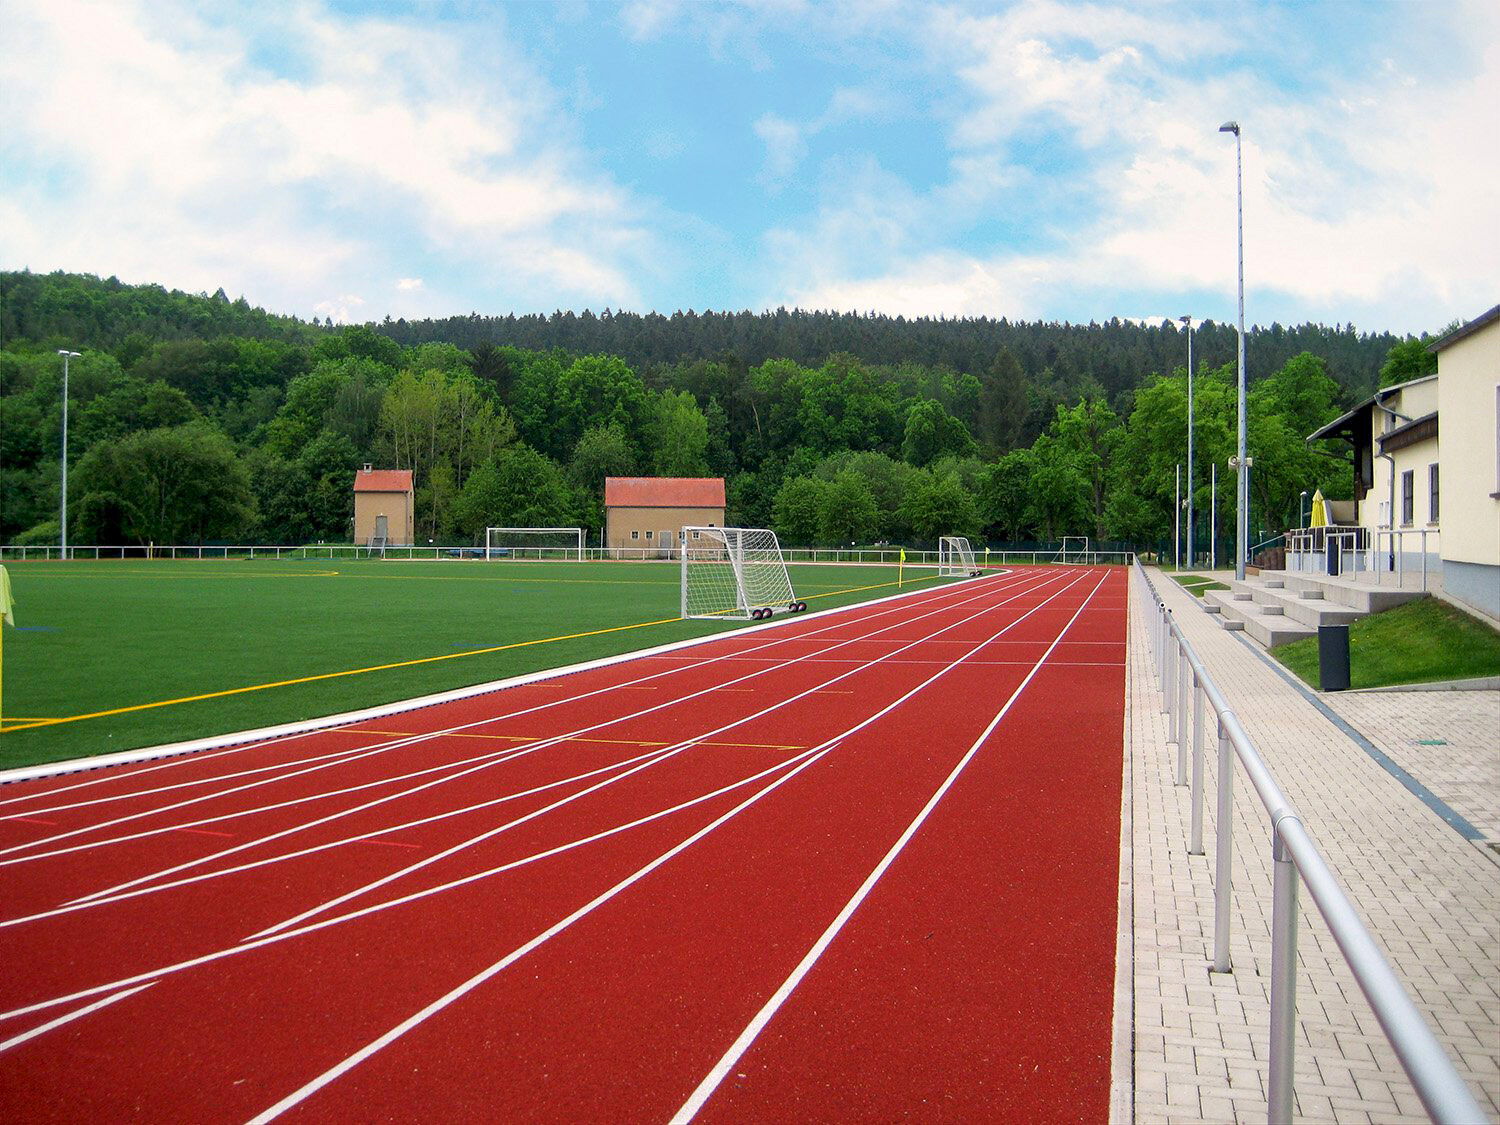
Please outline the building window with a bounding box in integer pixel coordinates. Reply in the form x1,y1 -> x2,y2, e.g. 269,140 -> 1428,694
1400,470 -> 1414,526
1429,463 -> 1439,523
691,530 -> 700,539
630,530 -> 639,540
646,530 -> 654,539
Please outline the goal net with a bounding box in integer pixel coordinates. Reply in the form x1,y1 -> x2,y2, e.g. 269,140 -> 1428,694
1057,536 -> 1092,564
938,536 -> 980,577
484,527 -> 584,561
681,527 -> 805,621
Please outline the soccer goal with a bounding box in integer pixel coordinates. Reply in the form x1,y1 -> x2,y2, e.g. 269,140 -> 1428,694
938,536 -> 980,577
1057,536 -> 1092,564
484,527 -> 585,561
681,527 -> 806,621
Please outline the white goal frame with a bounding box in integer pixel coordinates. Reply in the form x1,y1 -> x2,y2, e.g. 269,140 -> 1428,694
938,536 -> 980,577
1057,536 -> 1092,564
484,527 -> 585,561
681,526 -> 802,620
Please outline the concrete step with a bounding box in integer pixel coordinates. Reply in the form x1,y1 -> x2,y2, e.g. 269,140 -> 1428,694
1203,588 -> 1317,648
1272,571 -> 1428,614
1236,580 -> 1365,629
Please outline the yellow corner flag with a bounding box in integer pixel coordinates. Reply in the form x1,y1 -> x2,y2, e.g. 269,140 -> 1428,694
898,546 -> 906,588
0,564 -> 13,732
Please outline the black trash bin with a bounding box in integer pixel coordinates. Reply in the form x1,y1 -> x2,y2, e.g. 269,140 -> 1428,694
1325,537 -> 1341,577
1318,624 -> 1350,691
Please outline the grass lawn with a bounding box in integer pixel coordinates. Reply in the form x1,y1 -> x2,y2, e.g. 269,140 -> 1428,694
1171,573 -> 1230,598
0,557 -> 960,770
1273,596 -> 1500,690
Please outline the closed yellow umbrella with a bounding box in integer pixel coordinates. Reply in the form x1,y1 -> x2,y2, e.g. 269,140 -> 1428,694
1309,489 -> 1328,528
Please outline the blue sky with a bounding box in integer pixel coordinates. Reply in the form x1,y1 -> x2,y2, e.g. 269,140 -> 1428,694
2,0 -> 1495,335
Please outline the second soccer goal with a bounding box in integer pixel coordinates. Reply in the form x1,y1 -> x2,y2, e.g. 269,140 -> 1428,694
938,536 -> 981,577
681,527 -> 807,620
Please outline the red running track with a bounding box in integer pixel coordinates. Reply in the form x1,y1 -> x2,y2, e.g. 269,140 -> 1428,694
0,566 -> 1127,1123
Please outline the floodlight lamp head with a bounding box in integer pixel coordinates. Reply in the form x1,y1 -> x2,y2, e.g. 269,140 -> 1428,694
1219,121 -> 1240,135
58,349 -> 81,358
1179,315 -> 1192,326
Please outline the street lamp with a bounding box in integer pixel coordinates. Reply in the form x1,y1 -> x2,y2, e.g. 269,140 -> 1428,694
1220,119 -> 1248,580
57,349 -> 81,558
1180,315 -> 1195,567
1300,489 -> 1309,529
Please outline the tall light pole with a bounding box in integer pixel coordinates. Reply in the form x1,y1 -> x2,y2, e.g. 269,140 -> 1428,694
1220,120 -> 1248,579
57,349 -> 81,559
1180,315 -> 1195,567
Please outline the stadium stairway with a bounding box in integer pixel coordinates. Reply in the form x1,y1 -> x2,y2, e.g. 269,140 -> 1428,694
1202,570 -> 1428,649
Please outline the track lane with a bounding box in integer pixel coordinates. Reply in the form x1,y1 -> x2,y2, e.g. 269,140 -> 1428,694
0,568 -> 1127,1123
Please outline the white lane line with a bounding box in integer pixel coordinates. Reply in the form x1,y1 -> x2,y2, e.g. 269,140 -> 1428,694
0,746 -> 675,930
671,568 -> 1111,1124
0,570 -> 1072,1030
1,571 -> 1026,842
246,569 -> 1076,939
30,572 -> 1046,899
242,573 -> 1092,1123
0,982 -> 157,1055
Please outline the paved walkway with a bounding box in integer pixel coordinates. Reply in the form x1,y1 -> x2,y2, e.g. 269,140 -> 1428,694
1125,568 -> 1499,1123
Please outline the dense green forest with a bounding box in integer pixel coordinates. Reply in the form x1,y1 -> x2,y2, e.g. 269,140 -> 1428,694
1,269 -> 1431,553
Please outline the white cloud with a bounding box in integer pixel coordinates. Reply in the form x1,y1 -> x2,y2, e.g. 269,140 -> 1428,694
768,0 -> 1500,333
395,278 -> 423,292
0,0 -> 652,317
313,294 -> 366,324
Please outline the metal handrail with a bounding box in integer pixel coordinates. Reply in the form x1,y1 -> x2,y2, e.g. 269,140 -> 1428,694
1133,560 -> 1485,1123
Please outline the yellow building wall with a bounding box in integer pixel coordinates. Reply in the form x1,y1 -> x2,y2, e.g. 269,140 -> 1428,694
1437,324 -> 1500,567
606,506 -> 725,552
1357,377 -> 1441,538
353,491 -> 414,546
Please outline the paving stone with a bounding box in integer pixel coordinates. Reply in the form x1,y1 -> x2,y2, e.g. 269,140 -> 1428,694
1124,567 -> 1500,1122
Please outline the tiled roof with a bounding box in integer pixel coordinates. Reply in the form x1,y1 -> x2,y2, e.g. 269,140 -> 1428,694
353,469 -> 414,493
604,477 -> 726,508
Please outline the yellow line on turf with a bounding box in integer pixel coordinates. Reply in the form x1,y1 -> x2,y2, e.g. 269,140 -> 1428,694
0,616 -> 686,734
0,571 -> 945,736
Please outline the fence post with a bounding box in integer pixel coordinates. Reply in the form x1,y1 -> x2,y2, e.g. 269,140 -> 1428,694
1212,717 -> 1234,973
1267,820 -> 1300,1124
1175,642 -> 1189,785
1189,678 -> 1205,854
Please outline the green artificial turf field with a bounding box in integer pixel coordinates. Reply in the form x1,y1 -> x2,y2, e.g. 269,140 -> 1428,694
0,557 -> 952,770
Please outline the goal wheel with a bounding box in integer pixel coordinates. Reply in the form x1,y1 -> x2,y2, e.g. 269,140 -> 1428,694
794,601 -> 807,612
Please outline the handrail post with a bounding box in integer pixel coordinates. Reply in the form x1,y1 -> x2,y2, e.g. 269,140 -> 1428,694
1268,820 -> 1300,1124
1213,717 -> 1234,973
1189,676 -> 1205,853
1175,641 -> 1189,785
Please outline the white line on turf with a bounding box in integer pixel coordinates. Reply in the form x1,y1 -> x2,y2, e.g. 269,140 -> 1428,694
0,982 -> 157,1055
2,574 -> 1026,866
0,569 -> 1078,1030
245,569 -> 1076,939
241,571 -> 1099,1123
17,573 -> 1046,906
670,568 -> 1112,1123
1,570 -> 1032,834
0,565 -> 1021,790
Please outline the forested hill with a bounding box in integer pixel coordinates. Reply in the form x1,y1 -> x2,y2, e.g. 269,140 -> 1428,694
379,307 -> 1399,403
1,268 -> 1426,555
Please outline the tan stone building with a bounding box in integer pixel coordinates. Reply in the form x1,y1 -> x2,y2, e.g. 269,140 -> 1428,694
353,467 -> 414,547
604,477 -> 726,556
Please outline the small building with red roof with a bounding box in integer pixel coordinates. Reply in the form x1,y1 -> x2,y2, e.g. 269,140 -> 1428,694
604,477 -> 726,556
353,465 -> 415,547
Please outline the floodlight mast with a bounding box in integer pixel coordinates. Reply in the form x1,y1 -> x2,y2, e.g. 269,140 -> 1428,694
1180,315 -> 1194,567
1219,120 -> 1248,579
57,349 -> 81,558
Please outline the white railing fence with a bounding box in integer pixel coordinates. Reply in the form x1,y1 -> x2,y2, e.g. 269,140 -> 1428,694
1135,561 -> 1483,1123
0,544 -> 1138,567
1285,525 -> 1439,591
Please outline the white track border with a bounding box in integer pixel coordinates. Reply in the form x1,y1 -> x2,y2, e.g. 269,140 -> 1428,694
0,573 -> 1012,787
